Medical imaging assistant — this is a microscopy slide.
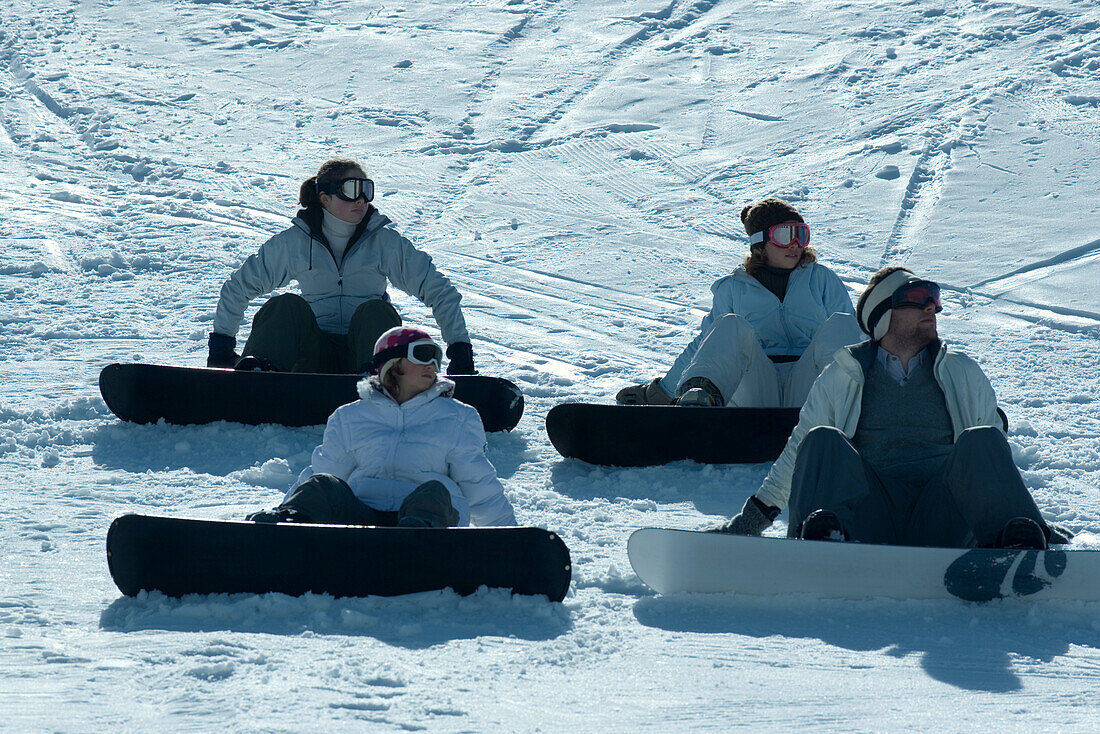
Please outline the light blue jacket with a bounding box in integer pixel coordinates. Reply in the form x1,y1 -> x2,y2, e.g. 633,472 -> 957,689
663,262 -> 856,389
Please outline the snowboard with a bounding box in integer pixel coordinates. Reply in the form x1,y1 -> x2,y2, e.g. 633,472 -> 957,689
627,528 -> 1097,602
545,403 -> 800,466
99,363 -> 524,432
107,514 -> 572,602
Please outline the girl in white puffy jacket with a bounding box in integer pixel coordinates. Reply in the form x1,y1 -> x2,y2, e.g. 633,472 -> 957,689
246,327 -> 516,528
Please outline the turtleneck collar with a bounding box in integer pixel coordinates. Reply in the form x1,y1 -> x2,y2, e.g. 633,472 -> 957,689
322,208 -> 358,260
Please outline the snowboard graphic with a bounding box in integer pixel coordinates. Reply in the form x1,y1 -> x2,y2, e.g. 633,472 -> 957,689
627,528 -> 1093,602
107,514 -> 572,602
546,403 -> 800,466
99,363 -> 524,432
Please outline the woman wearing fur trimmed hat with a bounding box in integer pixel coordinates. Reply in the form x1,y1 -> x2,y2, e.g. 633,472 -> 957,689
616,198 -> 864,408
207,157 -> 477,376
246,327 -> 516,528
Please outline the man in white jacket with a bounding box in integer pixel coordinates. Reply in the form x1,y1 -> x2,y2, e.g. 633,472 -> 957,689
713,266 -> 1069,549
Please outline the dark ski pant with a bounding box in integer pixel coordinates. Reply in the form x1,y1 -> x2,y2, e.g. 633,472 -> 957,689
281,473 -> 460,528
786,426 -> 1047,547
242,293 -> 401,373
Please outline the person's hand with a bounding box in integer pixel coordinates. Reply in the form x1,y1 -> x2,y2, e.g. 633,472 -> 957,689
1046,521 -> 1074,545
707,496 -> 779,536
446,342 -> 476,375
207,332 -> 238,368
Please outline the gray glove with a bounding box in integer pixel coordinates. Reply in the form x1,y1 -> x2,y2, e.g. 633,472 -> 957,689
708,496 -> 780,536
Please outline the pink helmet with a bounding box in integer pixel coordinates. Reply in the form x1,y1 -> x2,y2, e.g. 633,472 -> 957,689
371,326 -> 442,375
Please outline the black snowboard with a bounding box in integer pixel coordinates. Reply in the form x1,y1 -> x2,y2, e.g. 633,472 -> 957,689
106,514 -> 572,602
99,363 -> 524,432
545,403 -> 800,466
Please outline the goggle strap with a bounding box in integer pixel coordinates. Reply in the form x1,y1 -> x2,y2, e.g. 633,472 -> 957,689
748,230 -> 766,245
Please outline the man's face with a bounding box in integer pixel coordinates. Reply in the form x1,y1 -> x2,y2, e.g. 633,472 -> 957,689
887,302 -> 938,347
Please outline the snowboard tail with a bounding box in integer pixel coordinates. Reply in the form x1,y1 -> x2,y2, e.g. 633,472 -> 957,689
546,403 -> 800,466
627,528 -> 1094,602
99,363 -> 524,432
107,514 -> 571,601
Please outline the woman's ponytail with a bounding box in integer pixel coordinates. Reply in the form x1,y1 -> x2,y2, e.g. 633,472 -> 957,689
299,175 -> 321,209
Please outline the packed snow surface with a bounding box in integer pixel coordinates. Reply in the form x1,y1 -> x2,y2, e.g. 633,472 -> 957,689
2,0 -> 1099,730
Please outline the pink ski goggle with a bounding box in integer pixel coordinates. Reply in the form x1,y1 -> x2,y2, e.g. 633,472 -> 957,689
748,221 -> 810,248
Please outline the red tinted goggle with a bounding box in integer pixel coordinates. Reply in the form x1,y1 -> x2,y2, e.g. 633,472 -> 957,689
318,177 -> 375,202
892,280 -> 942,312
748,221 -> 810,248
372,339 -> 442,372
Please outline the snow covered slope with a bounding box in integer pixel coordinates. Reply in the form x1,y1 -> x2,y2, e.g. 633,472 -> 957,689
2,0 -> 1099,730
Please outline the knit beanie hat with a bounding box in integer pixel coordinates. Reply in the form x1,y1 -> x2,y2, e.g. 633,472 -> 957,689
856,268 -> 923,341
372,326 -> 437,377
740,198 -> 805,244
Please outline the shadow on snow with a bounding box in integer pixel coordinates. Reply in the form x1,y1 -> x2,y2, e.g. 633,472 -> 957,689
99,586 -> 573,648
632,592 -> 1100,693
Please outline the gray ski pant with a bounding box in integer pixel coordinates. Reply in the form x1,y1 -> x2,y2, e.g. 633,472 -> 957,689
281,473 -> 460,528
786,426 -> 1046,547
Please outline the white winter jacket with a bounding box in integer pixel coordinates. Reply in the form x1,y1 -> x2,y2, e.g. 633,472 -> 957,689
665,263 -> 855,387
291,378 -> 517,527
756,339 -> 1004,511
213,208 -> 470,345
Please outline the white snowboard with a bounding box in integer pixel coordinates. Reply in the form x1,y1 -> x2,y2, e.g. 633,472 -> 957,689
627,528 -> 1099,602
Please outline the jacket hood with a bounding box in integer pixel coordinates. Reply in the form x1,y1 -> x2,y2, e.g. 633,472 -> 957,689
356,374 -> 456,403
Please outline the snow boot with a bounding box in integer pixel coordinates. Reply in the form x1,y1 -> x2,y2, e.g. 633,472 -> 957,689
616,378 -> 673,406
799,509 -> 847,542
675,376 -> 723,407
234,355 -> 280,372
246,506 -> 311,524
998,517 -> 1047,550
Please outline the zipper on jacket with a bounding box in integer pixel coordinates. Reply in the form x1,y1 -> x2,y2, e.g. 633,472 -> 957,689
385,405 -> 403,482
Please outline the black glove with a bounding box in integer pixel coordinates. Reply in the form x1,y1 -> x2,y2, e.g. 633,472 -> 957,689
446,342 -> 476,375
708,496 -> 780,536
207,332 -> 239,368
1046,521 -> 1074,545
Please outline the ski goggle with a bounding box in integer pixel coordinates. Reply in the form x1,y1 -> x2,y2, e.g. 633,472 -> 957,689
317,177 -> 375,202
372,339 -> 442,373
891,280 -> 942,312
748,221 -> 810,248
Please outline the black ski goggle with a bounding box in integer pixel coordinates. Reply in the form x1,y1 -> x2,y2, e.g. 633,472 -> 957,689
317,177 -> 375,202
891,280 -> 942,312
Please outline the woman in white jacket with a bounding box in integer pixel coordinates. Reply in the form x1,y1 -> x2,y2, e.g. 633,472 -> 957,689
247,327 -> 516,528
616,198 -> 863,408
207,157 -> 477,376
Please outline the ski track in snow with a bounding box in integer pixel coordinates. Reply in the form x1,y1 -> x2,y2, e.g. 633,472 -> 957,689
2,0 -> 1100,730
